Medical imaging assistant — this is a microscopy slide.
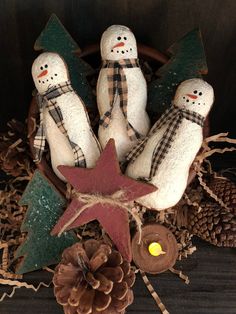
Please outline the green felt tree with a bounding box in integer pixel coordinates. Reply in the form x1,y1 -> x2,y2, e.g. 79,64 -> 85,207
148,28 -> 208,114
34,14 -> 95,108
15,170 -> 77,274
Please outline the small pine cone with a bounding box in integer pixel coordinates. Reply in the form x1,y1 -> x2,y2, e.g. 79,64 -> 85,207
53,240 -> 135,314
187,202 -> 236,247
207,178 -> 236,212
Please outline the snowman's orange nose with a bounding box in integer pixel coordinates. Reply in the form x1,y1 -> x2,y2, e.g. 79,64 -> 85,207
112,42 -> 125,49
37,70 -> 48,78
186,94 -> 198,99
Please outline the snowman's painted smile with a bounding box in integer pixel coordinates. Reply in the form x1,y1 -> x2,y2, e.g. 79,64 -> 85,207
182,89 -> 204,106
38,73 -> 58,84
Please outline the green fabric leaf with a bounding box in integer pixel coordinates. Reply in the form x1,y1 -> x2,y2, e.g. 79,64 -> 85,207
15,170 -> 77,274
148,28 -> 208,114
34,14 -> 95,108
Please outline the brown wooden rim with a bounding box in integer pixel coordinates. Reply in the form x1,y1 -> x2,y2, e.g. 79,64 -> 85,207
28,43 -> 209,197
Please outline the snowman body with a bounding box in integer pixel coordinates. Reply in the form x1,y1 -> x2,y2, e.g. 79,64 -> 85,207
126,79 -> 214,210
126,119 -> 202,209
43,92 -> 101,180
97,66 -> 149,160
32,52 -> 101,181
97,25 -> 150,161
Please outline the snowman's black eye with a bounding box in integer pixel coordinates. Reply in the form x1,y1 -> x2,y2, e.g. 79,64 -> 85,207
117,36 -> 121,40
40,66 -> 43,70
45,64 -> 48,68
124,36 -> 127,40
193,90 -> 198,94
199,92 -> 202,96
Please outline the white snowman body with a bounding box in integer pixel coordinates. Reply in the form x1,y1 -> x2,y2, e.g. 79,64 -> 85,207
32,52 -> 101,181
97,25 -> 150,161
126,78 -> 214,210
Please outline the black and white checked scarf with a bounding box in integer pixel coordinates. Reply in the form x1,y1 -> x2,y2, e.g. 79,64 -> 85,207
100,58 -> 142,141
126,105 -> 205,180
33,81 -> 86,167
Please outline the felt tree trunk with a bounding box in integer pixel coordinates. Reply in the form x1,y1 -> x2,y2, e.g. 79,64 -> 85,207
15,170 -> 77,274
148,28 -> 208,114
34,14 -> 95,108
53,240 -> 135,314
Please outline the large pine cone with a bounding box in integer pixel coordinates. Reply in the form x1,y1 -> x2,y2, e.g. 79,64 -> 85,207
187,202 -> 236,247
53,240 -> 135,314
207,178 -> 236,212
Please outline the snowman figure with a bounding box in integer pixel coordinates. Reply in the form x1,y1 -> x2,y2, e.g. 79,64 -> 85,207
126,78 -> 214,210
32,52 -> 101,181
97,25 -> 150,161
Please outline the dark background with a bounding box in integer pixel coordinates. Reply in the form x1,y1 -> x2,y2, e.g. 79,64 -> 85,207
0,1 -> 236,313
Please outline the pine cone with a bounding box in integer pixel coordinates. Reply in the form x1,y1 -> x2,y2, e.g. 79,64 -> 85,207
187,202 -> 236,247
53,240 -> 135,314
208,178 -> 236,212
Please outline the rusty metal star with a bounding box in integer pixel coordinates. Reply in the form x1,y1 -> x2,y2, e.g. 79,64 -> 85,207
51,139 -> 157,261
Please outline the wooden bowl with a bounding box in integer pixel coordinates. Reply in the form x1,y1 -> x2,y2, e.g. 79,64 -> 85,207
28,43 -> 209,196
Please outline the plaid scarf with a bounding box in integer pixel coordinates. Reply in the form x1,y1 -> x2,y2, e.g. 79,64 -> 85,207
33,81 -> 86,167
100,58 -> 142,141
126,105 -> 205,180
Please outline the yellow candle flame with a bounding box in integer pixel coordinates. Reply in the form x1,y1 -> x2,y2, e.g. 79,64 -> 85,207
148,242 -> 166,257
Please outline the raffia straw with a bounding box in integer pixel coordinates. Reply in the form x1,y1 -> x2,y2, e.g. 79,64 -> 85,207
179,246 -> 196,259
196,166 -> 231,211
0,240 -> 24,280
140,270 -> 169,314
183,193 -> 202,213
0,279 -> 51,302
58,190 -> 143,243
193,133 -> 236,211
8,139 -> 23,150
158,210 -> 166,223
0,286 -> 21,302
196,133 -> 236,163
204,132 -> 236,144
1,243 -> 9,271
43,267 -> 55,274
0,270 -> 22,280
169,267 -> 190,284
197,147 -> 236,160
65,183 -> 73,200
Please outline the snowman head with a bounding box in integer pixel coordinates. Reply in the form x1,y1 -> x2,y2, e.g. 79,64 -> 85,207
32,52 -> 69,94
174,78 -> 214,117
100,25 -> 138,61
